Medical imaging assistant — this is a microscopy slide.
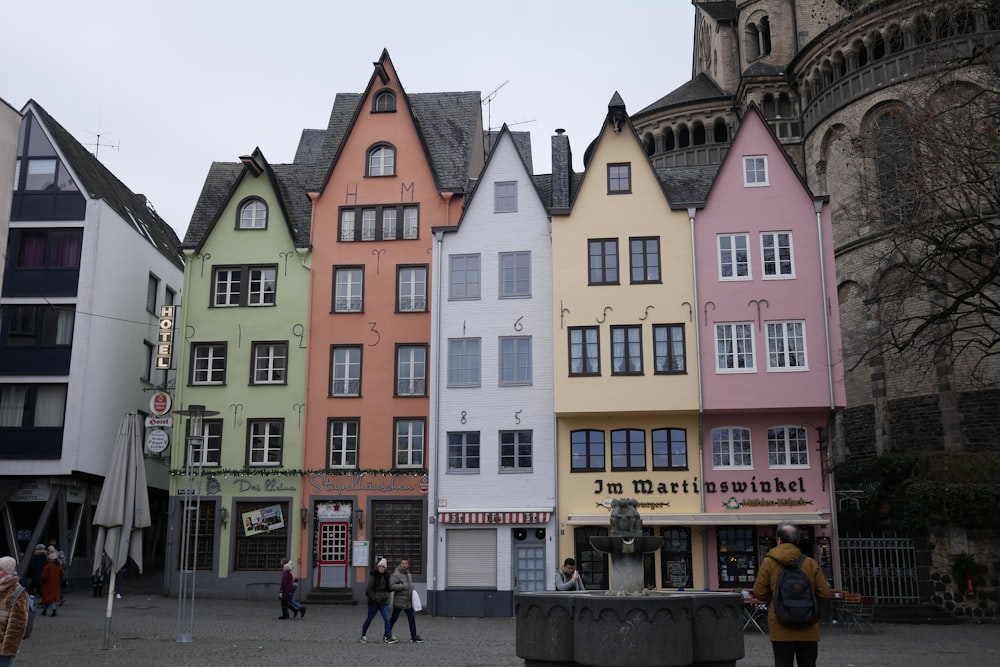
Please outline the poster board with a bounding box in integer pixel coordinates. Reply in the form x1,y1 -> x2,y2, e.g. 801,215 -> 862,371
352,540 -> 370,566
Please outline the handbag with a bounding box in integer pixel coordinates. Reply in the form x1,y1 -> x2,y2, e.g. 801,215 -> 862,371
411,589 -> 422,612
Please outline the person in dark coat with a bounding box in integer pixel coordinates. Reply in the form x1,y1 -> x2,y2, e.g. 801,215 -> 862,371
40,550 -> 63,616
388,558 -> 423,643
752,523 -> 832,667
278,559 -> 294,619
25,545 -> 47,596
360,558 -> 395,643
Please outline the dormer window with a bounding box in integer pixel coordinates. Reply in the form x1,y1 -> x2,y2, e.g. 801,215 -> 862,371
367,144 -> 396,177
373,90 -> 396,113
239,198 -> 268,229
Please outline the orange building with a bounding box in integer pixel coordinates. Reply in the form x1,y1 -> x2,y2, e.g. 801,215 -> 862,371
300,50 -> 484,599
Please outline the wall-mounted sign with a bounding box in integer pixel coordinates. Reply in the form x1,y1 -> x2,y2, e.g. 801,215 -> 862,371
242,504 -> 285,536
147,429 -> 169,454
149,391 -> 172,416
155,305 -> 176,370
146,416 -> 172,428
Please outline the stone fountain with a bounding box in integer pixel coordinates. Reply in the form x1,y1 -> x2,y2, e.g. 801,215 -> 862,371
515,499 -> 744,667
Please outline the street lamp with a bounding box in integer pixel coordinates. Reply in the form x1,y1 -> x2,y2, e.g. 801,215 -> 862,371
173,404 -> 219,643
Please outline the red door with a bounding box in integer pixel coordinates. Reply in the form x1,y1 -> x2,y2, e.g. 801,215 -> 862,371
317,521 -> 349,588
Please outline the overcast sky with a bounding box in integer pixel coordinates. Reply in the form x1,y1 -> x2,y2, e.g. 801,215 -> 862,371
3,0 -> 694,238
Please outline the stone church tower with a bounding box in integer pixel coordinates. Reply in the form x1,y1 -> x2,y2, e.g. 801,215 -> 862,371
633,1 -> 1000,464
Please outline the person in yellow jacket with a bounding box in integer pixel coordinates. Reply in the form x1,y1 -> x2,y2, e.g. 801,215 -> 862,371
752,524 -> 831,667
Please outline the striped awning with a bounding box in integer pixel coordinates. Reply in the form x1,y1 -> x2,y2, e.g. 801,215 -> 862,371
437,510 -> 551,525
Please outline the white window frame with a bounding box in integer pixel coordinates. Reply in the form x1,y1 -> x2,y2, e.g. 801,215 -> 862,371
382,207 -> 397,240
398,266 -> 427,312
213,268 -> 241,307
715,322 -> 756,372
334,267 -> 364,312
761,231 -> 795,278
766,320 -> 807,370
239,199 -> 267,229
368,145 -> 395,176
192,343 -> 226,384
361,208 -> 377,241
403,206 -> 418,239
328,419 -> 359,469
448,338 -> 481,387
494,181 -> 517,213
711,426 -> 753,469
247,267 -> 276,306
330,346 -> 361,396
251,341 -> 288,385
743,155 -> 769,186
449,254 -> 481,300
767,425 -> 810,468
499,251 -> 531,298
340,209 -> 356,241
395,418 -> 425,468
499,336 -> 532,386
248,419 -> 283,467
396,345 -> 426,396
718,234 -> 751,280
187,419 -> 223,467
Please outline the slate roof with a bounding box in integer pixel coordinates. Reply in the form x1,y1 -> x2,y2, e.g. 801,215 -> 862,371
655,165 -> 720,209
27,100 -> 184,269
485,129 -> 533,172
292,129 -> 326,164
633,74 -> 728,119
532,172 -> 584,211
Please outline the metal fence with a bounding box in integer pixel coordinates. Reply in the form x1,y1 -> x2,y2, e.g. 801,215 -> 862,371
839,535 -> 920,604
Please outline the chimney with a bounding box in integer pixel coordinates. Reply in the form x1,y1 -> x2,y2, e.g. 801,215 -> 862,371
551,129 -> 572,212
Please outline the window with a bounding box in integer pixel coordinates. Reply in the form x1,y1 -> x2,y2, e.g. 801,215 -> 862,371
712,427 -> 752,468
571,430 -> 605,471
588,239 -> 619,285
499,251 -> 531,298
768,426 -> 809,467
743,155 -> 768,186
373,90 -> 396,112
397,266 -> 427,312
338,204 -> 418,242
611,429 -> 646,471
239,199 -> 267,229
251,341 -> 288,385
652,428 -> 687,470
333,267 -> 364,312
448,338 -> 481,387
146,273 -> 159,314
142,341 -> 153,382
1,305 -> 74,347
187,418 -> 223,466
761,232 -> 794,278
717,527 -> 756,586
499,336 -> 532,385
330,345 -> 361,396
568,326 -> 600,376
715,323 -> 755,372
767,321 -> 806,369
247,419 -> 283,466
660,527 -> 693,589
449,254 -> 480,299
371,500 -> 423,576
608,162 -> 631,193
212,265 -> 277,307
233,501 -> 288,571
630,237 -> 660,283
328,419 -> 359,468
396,345 -> 426,396
495,181 -> 517,212
653,324 -> 685,374
448,431 -> 480,471
178,501 -> 215,571
611,325 -> 642,375
11,228 -> 82,269
191,343 -> 226,385
367,144 -> 395,176
0,384 -> 67,428
500,430 -> 532,471
165,287 -> 176,306
395,418 -> 425,468
718,234 -> 750,280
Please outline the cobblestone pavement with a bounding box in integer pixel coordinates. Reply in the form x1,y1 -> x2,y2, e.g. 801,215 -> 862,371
16,584 -> 1000,666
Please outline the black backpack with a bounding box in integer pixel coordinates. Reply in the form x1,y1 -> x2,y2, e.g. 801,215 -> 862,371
12,585 -> 35,639
770,554 -> 820,626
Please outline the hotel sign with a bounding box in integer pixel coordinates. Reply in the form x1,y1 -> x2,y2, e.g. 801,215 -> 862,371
155,305 -> 176,370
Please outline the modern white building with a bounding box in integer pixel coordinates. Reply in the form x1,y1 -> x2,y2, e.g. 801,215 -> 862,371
1,100 -> 183,581
428,127 -> 557,616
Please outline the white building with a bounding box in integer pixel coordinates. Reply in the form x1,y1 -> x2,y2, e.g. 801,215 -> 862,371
428,127 -> 557,616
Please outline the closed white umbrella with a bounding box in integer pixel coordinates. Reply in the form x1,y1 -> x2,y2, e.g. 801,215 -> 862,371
92,412 -> 151,649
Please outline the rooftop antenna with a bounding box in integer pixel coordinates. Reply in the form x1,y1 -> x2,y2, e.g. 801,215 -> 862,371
85,100 -> 119,158
482,80 -> 509,152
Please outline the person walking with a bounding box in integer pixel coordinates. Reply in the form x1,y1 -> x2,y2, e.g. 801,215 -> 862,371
39,549 -> 63,617
555,557 -> 584,591
388,558 -> 423,643
287,577 -> 306,618
361,558 -> 395,643
752,523 -> 832,667
24,546 -> 46,597
0,556 -> 30,666
278,559 -> 294,620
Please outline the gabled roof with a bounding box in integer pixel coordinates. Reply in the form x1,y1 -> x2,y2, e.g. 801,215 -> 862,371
532,172 -> 584,211
485,129 -> 533,172
633,74 -> 728,119
311,50 -> 482,196
654,165 -> 720,209
25,100 -> 183,269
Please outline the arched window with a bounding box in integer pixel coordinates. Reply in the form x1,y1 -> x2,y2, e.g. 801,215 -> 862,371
777,94 -> 793,118
854,39 -> 869,68
871,32 -> 886,60
678,125 -> 690,149
373,90 -> 396,113
955,6 -> 976,34
886,26 -> 904,53
693,122 -> 706,146
367,144 -> 395,176
874,109 -> 916,226
762,94 -> 777,119
664,129 -> 676,151
239,198 -> 267,229
833,53 -> 847,78
914,15 -> 933,44
746,25 -> 761,61
713,119 -> 728,143
935,10 -> 954,39
643,133 -> 656,156
760,17 -> 772,56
